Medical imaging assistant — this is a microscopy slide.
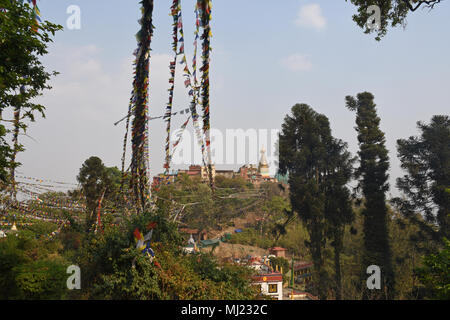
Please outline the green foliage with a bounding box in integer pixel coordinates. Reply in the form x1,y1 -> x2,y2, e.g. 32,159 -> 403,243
269,257 -> 289,280
77,156 -> 112,231
70,209 -> 257,300
393,115 -> 450,248
0,232 -> 68,299
14,259 -> 67,299
0,0 -> 62,177
416,238 -> 450,299
279,103 -> 354,299
0,236 -> 29,299
25,220 -> 58,236
346,92 -> 394,299
154,174 -> 262,231
345,0 -> 443,40
228,228 -> 274,249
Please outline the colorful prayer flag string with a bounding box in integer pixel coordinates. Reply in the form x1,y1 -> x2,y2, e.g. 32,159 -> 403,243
164,0 -> 181,173
129,0 -> 155,212
199,0 -> 214,190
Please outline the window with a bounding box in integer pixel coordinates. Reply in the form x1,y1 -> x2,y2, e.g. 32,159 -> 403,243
268,284 -> 278,293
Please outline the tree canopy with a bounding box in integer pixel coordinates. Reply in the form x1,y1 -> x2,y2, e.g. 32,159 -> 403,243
0,0 -> 62,191
279,103 -> 355,299
346,92 -> 394,299
346,0 -> 445,40
393,115 -> 450,248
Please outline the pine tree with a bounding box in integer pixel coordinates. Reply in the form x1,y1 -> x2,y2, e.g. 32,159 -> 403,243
324,139 -> 355,299
393,115 -> 450,250
346,92 -> 394,299
279,104 -> 330,299
279,104 -> 354,299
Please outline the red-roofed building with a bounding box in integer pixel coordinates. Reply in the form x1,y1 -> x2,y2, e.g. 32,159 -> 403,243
252,272 -> 283,300
268,247 -> 287,258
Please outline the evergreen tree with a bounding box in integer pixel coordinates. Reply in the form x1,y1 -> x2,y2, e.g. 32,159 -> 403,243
393,115 -> 450,250
346,92 -> 394,299
77,156 -> 112,232
279,104 -> 329,299
324,139 -> 355,299
279,103 -> 350,299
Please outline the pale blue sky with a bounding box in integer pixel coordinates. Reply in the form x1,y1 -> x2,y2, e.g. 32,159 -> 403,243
15,0 -> 450,197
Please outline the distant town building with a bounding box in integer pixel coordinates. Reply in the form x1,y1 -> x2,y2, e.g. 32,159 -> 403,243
252,272 -> 284,300
152,148 -> 278,189
258,147 -> 270,178
294,261 -> 314,289
268,247 -> 287,258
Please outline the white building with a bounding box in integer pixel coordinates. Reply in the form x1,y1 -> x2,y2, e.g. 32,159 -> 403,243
252,272 -> 283,300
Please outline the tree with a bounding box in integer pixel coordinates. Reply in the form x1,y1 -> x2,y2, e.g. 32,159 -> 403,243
77,156 -> 112,232
345,0 -> 444,40
0,230 -> 68,300
323,139 -> 355,299
104,166 -> 125,205
279,103 -> 338,299
393,115 -> 450,250
346,92 -> 394,299
416,237 -> 450,299
0,1 -> 62,189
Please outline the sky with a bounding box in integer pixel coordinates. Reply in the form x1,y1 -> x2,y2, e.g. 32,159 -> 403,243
13,0 -> 450,197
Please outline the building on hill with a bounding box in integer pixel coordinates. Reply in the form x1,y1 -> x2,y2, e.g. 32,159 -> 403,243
258,147 -> 270,178
178,165 -> 217,182
252,272 -> 284,300
152,147 -> 277,188
268,247 -> 287,258
293,261 -> 314,290
215,169 -> 234,179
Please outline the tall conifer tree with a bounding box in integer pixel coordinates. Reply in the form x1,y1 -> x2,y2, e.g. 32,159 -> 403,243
279,104 -> 354,299
324,139 -> 355,299
346,92 -> 394,299
393,115 -> 450,250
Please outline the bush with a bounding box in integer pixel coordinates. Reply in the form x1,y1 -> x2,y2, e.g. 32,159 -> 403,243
14,259 -> 68,299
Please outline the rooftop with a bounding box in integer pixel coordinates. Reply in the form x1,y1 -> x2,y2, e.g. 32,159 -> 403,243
269,247 -> 287,251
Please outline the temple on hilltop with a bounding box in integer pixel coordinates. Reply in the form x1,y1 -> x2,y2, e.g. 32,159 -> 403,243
258,147 -> 270,178
152,147 -> 277,188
